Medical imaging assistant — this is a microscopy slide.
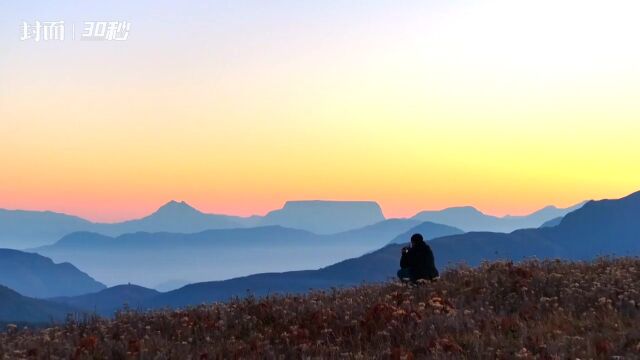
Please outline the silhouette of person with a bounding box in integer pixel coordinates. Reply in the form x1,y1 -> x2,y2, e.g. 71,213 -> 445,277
397,233 -> 439,283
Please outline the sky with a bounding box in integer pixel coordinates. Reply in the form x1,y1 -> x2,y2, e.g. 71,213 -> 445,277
1,0 -> 639,222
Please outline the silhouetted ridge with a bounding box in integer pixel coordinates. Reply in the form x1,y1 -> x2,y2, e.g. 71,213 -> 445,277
140,189 -> 640,308
50,284 -> 160,316
387,221 -> 464,245
0,285 -> 79,323
412,202 -> 585,232
0,249 -> 106,298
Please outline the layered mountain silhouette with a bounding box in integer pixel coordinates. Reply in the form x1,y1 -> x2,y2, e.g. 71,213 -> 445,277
33,219 -> 459,288
1,200 -> 389,249
131,190 -> 640,308
412,202 -> 585,233
540,216 -> 563,228
19,189 -> 640,314
12,190 -> 640,316
1,199 -> 586,249
0,209 -> 94,249
0,285 -> 78,323
0,249 -> 106,298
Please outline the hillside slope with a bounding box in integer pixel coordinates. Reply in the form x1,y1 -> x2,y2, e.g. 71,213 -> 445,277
0,285 -> 77,323
0,249 -> 106,298
50,284 -> 160,317
2,259 -> 639,358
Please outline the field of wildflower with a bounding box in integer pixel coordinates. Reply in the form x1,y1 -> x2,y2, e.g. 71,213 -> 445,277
2,258 -> 640,359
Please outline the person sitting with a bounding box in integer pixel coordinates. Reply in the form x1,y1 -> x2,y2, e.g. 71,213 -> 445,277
397,233 -> 439,283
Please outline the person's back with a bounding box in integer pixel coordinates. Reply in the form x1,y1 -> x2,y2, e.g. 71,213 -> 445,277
398,233 -> 439,282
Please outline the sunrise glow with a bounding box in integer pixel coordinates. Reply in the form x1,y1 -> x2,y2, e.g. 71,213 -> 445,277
2,0 -> 639,221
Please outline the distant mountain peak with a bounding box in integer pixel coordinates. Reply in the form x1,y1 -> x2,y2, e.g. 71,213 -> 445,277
154,200 -> 201,215
444,206 -> 483,213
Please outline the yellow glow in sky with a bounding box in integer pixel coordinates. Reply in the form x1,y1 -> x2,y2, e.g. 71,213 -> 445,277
1,0 -> 639,221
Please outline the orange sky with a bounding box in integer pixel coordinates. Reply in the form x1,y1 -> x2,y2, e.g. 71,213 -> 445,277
1,1 -> 639,222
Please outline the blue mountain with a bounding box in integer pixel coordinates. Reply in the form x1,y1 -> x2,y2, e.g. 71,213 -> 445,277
258,200 -> 386,234
32,218 -> 430,288
1,200 -> 389,249
0,201 -> 246,249
0,209 -> 94,249
50,284 -> 160,316
387,221 -> 464,244
539,216 -> 563,228
0,285 -> 79,323
0,249 -> 106,298
412,202 -> 585,232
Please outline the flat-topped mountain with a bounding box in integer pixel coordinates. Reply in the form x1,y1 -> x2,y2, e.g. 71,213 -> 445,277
1,198 -> 588,249
259,200 -> 385,234
0,249 -> 106,298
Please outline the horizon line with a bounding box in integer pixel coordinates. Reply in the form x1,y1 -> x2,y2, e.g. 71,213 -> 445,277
0,197 -> 590,225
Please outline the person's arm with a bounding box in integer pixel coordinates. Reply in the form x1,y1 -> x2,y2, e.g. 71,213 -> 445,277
400,247 -> 410,268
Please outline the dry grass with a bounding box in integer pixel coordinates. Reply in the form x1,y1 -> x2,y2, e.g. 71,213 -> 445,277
2,258 -> 640,359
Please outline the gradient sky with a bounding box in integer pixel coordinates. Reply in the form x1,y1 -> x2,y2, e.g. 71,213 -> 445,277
1,0 -> 639,222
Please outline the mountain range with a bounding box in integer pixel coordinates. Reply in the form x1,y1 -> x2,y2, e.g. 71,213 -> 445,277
0,200 -> 387,249
412,202 -> 585,233
4,190 -> 640,319
132,190 -> 640,308
32,219 -> 462,288
1,199 -> 578,249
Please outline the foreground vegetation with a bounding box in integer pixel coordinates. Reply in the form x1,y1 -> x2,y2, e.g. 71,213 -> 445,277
2,258 -> 640,359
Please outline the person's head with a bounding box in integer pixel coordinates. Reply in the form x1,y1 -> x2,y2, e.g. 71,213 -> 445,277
410,233 -> 424,247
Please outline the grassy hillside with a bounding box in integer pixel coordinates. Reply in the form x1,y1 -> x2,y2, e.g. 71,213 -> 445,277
2,258 -> 640,358
0,286 -> 77,324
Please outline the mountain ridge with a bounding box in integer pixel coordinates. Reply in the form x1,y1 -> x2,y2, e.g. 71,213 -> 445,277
0,249 -> 106,298
33,219 -> 462,288
1,200 -> 389,248
139,190 -> 640,308
412,201 -> 586,232
0,285 -> 79,323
